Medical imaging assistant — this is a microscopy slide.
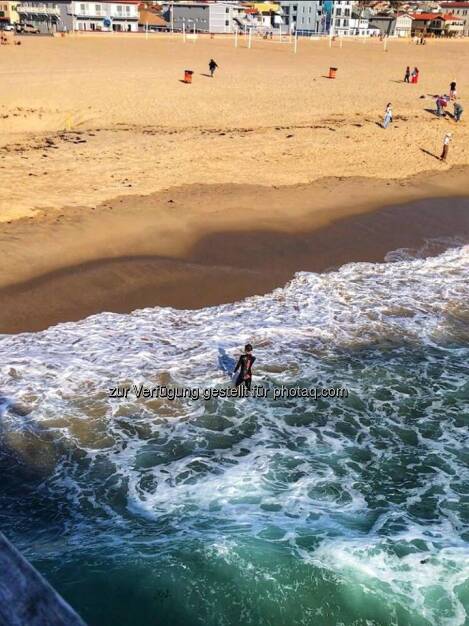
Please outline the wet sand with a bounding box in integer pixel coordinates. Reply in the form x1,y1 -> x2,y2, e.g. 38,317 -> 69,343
1,168 -> 468,334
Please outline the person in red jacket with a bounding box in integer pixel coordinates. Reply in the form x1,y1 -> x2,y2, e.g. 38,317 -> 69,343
234,344 -> 255,391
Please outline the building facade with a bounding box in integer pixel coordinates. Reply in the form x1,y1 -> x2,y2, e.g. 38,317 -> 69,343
0,2 -> 19,27
411,12 -> 464,37
330,0 -> 353,36
394,13 -> 413,37
441,2 -> 469,36
164,2 -> 245,34
368,14 -> 396,36
59,1 -> 139,32
16,2 -> 60,32
278,1 -> 324,34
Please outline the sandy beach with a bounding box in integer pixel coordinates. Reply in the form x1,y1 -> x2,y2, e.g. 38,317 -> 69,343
2,29 -> 469,626
1,34 -> 469,331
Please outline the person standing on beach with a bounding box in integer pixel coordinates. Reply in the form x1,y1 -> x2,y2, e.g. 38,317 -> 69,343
234,344 -> 255,391
450,81 -> 457,100
440,132 -> 452,162
209,59 -> 218,77
436,95 -> 447,117
404,66 -> 410,83
453,102 -> 463,122
383,103 -> 393,129
411,67 -> 419,84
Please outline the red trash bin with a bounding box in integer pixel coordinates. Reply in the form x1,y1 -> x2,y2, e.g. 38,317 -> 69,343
184,70 -> 194,84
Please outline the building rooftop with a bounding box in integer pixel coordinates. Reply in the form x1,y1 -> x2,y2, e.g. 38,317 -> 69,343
411,12 -> 456,21
441,1 -> 469,7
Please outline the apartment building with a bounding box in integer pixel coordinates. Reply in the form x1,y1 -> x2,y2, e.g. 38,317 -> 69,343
441,1 -> 469,35
330,1 -> 353,36
278,1 -> 325,34
59,1 -> 139,32
16,2 -> 60,32
164,2 -> 246,34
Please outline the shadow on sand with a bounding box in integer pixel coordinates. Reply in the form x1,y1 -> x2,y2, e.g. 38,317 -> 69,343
420,147 -> 441,161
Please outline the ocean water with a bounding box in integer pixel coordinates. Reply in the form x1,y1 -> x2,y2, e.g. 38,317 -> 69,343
0,243 -> 468,626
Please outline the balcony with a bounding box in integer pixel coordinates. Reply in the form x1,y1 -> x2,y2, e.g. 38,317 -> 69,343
17,4 -> 60,17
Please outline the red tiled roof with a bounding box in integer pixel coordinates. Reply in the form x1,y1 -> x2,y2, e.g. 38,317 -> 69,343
411,13 -> 450,21
441,2 -> 469,7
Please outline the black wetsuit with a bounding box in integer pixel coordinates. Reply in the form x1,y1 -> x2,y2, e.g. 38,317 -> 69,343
234,354 -> 255,390
209,61 -> 218,76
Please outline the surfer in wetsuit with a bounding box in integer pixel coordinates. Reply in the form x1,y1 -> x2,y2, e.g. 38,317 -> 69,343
234,344 -> 255,391
209,59 -> 218,77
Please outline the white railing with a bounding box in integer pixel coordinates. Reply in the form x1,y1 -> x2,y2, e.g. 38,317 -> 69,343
17,4 -> 60,16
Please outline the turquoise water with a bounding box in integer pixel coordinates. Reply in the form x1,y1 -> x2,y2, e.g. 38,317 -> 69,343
0,244 -> 468,626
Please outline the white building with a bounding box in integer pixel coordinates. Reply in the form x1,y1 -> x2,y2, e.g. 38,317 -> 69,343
331,1 -> 353,36
394,13 -> 413,37
59,1 -> 139,32
441,2 -> 469,35
164,2 -> 246,34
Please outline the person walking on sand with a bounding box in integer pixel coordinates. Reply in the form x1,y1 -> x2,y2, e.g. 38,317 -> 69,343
440,132 -> 452,162
450,81 -> 457,100
404,66 -> 410,83
436,95 -> 447,117
209,59 -> 218,77
383,103 -> 393,129
453,101 -> 463,123
234,344 -> 255,391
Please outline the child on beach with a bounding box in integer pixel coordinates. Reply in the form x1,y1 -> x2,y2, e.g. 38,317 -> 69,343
383,103 -> 393,129
209,59 -> 218,77
411,67 -> 419,84
440,132 -> 452,162
234,344 -> 255,391
450,82 -> 457,100
404,66 -> 410,83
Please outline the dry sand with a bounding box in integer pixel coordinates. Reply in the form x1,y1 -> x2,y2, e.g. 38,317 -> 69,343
1,35 -> 468,221
1,34 -> 469,332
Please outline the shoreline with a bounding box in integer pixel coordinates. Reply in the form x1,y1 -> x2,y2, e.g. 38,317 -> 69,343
1,168 -> 469,334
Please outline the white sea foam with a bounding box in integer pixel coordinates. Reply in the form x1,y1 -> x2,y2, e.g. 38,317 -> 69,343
0,245 -> 468,624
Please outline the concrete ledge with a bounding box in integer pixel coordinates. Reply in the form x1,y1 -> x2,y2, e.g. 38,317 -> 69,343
0,533 -> 87,626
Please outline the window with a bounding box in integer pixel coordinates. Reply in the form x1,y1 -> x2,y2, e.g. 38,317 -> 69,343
95,4 -> 101,15
225,19 -> 229,25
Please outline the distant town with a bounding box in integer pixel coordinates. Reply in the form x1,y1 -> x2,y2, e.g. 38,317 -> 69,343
0,1 -> 468,38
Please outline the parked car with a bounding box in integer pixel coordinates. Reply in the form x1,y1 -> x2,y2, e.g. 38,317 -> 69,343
1,23 -> 15,31
16,23 -> 40,34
